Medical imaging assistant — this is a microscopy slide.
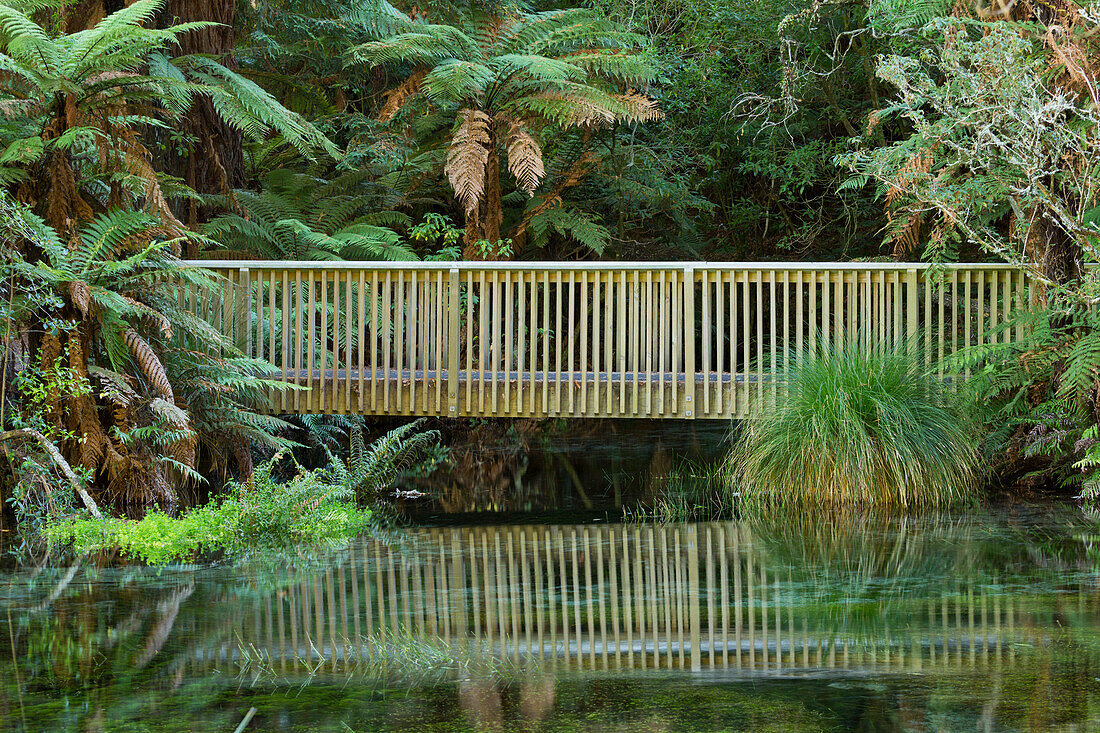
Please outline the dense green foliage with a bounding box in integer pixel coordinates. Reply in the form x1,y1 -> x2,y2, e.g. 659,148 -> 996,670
41,420 -> 438,562
731,338 -> 981,509
2,0 -> 1100,519
43,456 -> 372,563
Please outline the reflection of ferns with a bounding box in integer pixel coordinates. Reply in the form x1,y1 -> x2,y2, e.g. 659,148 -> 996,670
327,419 -> 440,498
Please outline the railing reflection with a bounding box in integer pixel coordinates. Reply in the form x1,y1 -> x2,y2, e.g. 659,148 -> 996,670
213,521 -> 1086,677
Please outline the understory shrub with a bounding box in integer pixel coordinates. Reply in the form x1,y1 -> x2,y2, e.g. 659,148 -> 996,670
40,420 -> 440,563
42,454 -> 373,564
729,338 -> 981,510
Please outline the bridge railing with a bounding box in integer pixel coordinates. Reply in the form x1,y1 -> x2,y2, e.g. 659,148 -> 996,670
184,261 -> 1030,418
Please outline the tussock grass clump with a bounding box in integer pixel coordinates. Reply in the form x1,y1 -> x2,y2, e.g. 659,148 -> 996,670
730,338 -> 981,510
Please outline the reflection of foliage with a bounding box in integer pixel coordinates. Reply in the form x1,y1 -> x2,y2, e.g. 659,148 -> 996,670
6,512 -> 1100,731
625,459 -> 731,522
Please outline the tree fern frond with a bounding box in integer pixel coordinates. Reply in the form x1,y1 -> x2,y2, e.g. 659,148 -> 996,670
445,108 -> 491,215
422,58 -> 494,101
504,120 -> 544,195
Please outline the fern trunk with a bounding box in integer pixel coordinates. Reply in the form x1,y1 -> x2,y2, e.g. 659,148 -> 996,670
160,0 -> 245,256
462,142 -> 505,259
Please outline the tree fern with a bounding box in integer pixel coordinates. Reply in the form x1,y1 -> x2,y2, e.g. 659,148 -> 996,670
2,192 -> 291,511
0,0 -> 336,240
346,2 -> 658,256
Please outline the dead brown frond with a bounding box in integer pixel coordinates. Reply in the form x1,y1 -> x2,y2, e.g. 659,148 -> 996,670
377,69 -> 427,122
446,108 -> 492,217
124,329 -> 174,403
504,121 -> 544,196
884,151 -> 933,257
616,91 -> 663,122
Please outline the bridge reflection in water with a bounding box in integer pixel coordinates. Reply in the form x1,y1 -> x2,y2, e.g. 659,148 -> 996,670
211,521 -> 1071,677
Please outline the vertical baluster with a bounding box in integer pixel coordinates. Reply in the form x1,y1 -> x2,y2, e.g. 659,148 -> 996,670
543,271 -> 551,416
716,271 -> 725,416
592,272 -> 601,415
702,271 -> 711,416
632,271 -> 641,416
977,270 -> 986,346
308,270 -> 318,412
742,271 -> 750,411
568,271 -> 576,415
755,271 -> 764,405
670,269 -> 679,415
938,271 -> 945,381
730,272 -> 738,416
320,269 -> 328,413
783,270 -> 791,382
618,271 -> 627,416
467,271 -> 475,412
331,270 -> 340,411
528,271 -> 537,415
555,271 -> 563,415
357,271 -> 365,412
769,270 -> 776,406
658,271 -> 667,416
479,270 -> 488,414
645,271 -> 654,415
580,271 -> 589,415
606,272 -> 615,415
407,271 -> 418,413
504,270 -> 514,415
382,273 -> 391,411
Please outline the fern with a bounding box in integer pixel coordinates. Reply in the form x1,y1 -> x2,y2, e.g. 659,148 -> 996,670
204,169 -> 417,261
951,285 -> 1100,493
346,4 -> 658,252
324,419 -> 440,498
0,0 -> 337,242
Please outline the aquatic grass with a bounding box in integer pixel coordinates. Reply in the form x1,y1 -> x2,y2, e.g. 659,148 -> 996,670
729,336 -> 982,510
626,458 -> 733,522
232,628 -> 524,687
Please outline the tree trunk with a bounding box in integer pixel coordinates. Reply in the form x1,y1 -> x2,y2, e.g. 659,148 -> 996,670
462,146 -> 505,260
1024,209 -> 1083,302
161,0 -> 245,256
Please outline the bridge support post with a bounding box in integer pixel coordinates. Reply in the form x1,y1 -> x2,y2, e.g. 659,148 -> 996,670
906,267 -> 919,349
683,265 -> 695,419
236,266 -> 250,356
448,267 -> 460,415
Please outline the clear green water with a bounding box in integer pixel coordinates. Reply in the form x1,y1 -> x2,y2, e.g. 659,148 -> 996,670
1,505 -> 1099,731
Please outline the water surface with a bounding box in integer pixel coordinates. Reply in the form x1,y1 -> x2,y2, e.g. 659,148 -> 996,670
1,505 -> 1098,731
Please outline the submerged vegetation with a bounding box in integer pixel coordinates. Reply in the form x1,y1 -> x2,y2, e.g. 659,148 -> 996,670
730,338 -> 981,510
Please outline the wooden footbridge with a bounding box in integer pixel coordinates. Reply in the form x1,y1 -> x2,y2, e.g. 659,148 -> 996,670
187,261 -> 1031,418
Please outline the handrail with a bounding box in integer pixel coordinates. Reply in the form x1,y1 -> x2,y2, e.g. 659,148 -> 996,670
186,259 -> 1018,271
